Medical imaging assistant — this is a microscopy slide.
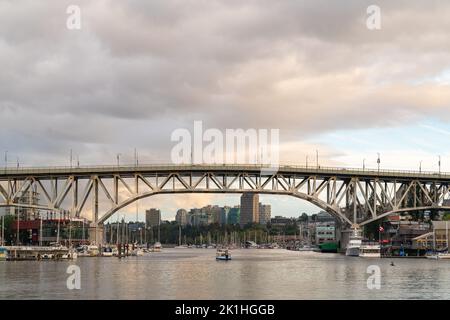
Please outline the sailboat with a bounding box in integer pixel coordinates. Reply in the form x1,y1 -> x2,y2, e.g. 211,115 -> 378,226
427,221 -> 450,259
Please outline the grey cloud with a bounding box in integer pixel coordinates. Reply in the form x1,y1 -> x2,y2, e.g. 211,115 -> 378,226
1,0 -> 450,166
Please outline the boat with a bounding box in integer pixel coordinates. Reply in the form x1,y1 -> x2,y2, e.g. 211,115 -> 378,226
319,242 -> 339,253
76,245 -> 90,257
426,252 -> 450,259
101,246 -> 114,257
152,242 -> 162,252
0,247 -> 8,261
61,249 -> 78,260
298,245 -> 317,252
346,229 -> 363,257
216,248 -> 231,261
87,245 -> 100,257
359,243 -> 381,258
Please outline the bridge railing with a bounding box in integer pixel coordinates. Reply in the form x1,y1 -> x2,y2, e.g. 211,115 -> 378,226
1,163 -> 449,179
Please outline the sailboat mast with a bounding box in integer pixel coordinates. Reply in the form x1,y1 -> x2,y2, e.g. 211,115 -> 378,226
446,221 -> 448,251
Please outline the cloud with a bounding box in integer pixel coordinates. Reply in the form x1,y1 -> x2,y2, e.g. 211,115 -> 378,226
2,0 -> 450,217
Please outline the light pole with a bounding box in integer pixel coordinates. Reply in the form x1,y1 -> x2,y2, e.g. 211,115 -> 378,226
363,158 -> 366,171
116,153 -> 122,167
70,149 -> 73,168
438,155 -> 441,175
4,151 -> 7,171
377,153 -> 381,173
306,155 -> 308,168
419,160 -> 422,173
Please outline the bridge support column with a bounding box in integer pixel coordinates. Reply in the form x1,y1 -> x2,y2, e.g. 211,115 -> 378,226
88,223 -> 104,245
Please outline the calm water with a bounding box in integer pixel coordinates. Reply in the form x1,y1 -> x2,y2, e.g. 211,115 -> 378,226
1,249 -> 449,299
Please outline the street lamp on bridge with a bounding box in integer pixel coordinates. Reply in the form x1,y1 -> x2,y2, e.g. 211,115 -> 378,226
419,160 -> 422,173
363,158 -> 366,171
116,153 -> 122,167
377,153 -> 381,173
439,155 -> 441,175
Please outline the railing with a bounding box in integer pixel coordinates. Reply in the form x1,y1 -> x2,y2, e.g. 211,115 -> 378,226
1,162 -> 450,178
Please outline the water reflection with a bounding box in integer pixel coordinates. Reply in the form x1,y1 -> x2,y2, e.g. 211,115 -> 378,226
0,249 -> 449,299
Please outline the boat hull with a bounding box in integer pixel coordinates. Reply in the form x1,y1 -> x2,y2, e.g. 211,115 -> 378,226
216,256 -> 231,261
345,247 -> 360,257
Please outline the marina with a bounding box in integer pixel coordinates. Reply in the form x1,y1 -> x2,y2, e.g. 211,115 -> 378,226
1,248 -> 450,300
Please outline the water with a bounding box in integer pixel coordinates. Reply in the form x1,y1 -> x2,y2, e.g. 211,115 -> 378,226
1,249 -> 449,299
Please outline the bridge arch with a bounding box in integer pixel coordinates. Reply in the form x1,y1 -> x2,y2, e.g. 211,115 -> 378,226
97,190 -> 352,225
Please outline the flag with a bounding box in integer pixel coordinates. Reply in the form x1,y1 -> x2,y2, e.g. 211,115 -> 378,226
379,226 -> 384,232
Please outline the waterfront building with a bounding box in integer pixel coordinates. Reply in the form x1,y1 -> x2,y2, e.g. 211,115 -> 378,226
146,208 -> 161,227
240,193 -> 259,226
259,203 -> 271,225
315,221 -> 336,245
175,209 -> 188,226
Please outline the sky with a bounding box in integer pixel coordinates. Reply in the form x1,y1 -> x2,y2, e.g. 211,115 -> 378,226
1,0 -> 450,221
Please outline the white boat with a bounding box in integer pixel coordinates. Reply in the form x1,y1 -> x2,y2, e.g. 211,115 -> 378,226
298,245 -> 316,252
216,248 -> 231,261
87,245 -> 100,257
426,252 -> 450,259
101,247 -> 114,257
359,243 -> 381,258
152,242 -> 162,252
346,229 -> 363,257
61,250 -> 78,259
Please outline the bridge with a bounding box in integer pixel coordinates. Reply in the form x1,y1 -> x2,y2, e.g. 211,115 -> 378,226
1,164 -> 450,242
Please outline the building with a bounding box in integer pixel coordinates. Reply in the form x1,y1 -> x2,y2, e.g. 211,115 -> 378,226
220,206 -> 230,225
227,206 -> 240,225
189,208 -> 213,226
315,211 -> 335,222
175,209 -> 188,226
270,216 -> 294,226
259,203 -> 271,225
240,193 -> 259,226
0,189 -> 40,220
145,208 -> 161,227
315,222 -> 336,245
413,221 -> 449,250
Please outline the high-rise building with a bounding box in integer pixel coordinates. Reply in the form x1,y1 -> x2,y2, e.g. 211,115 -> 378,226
220,206 -> 231,225
240,193 -> 259,226
146,208 -> 161,227
175,209 -> 188,226
227,206 -> 240,225
259,203 -> 271,225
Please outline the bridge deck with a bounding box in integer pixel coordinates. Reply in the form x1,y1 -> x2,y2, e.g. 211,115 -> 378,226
1,164 -> 449,181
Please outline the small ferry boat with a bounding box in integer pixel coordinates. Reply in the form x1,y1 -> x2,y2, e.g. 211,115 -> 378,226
0,247 -> 8,261
346,229 -> 363,257
216,248 -> 231,261
359,243 -> 381,258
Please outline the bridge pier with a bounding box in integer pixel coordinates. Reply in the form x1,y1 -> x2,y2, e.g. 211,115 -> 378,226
88,224 -> 105,245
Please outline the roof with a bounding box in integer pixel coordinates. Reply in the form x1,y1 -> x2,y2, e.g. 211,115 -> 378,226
412,232 -> 434,241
